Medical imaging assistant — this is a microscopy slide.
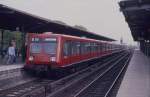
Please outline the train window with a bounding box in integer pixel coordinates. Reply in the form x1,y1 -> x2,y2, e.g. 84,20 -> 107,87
80,42 -> 84,54
76,42 -> 81,55
96,43 -> 99,52
104,43 -> 106,51
102,43 -> 105,51
98,43 -> 100,52
63,41 -> 81,57
98,43 -> 101,52
30,43 -> 42,53
41,38 -> 57,54
97,43 -> 99,52
91,42 -> 94,53
110,44 -> 111,50
110,44 -> 112,50
81,42 -> 86,54
94,43 -> 96,52
93,43 -> 96,52
71,42 -> 74,55
71,41 -> 78,56
86,42 -> 91,53
106,44 -> 108,51
43,41 -> 57,54
105,44 -> 107,51
111,44 -> 113,50
90,43 -> 92,53
101,43 -> 103,51
99,43 -> 102,52
63,41 -> 71,57
107,44 -> 109,50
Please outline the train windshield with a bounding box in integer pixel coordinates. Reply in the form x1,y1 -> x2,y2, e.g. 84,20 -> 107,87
30,38 -> 57,54
30,43 -> 42,53
43,42 -> 57,54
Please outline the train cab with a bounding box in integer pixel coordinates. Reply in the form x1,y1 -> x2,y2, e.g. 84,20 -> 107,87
25,33 -> 60,71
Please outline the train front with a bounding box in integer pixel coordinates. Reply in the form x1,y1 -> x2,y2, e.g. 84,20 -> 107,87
24,34 -> 59,72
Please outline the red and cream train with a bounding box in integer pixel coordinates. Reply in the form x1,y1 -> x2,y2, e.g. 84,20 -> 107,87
24,32 -> 125,73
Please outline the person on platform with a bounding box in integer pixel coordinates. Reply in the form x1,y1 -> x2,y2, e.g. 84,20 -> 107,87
6,40 -> 16,64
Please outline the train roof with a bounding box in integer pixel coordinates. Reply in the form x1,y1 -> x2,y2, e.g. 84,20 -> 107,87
29,32 -> 118,44
29,32 -> 126,46
29,32 -> 104,42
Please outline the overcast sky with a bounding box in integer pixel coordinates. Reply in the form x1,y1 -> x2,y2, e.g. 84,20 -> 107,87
0,0 -> 134,44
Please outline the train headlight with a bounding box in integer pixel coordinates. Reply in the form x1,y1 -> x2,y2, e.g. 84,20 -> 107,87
50,57 -> 56,61
29,56 -> 34,61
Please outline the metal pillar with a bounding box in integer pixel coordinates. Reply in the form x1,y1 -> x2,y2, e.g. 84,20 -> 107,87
140,41 -> 144,53
1,29 -> 4,58
140,40 -> 150,56
21,27 -> 26,62
147,42 -> 150,56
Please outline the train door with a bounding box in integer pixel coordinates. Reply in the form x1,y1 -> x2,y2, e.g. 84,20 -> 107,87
99,42 -> 102,56
62,40 -> 71,66
102,42 -> 105,55
70,41 -> 81,63
69,41 -> 76,63
76,42 -> 81,62
86,42 -> 91,59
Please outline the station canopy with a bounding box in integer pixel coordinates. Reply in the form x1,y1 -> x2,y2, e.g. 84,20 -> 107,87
0,4 -> 114,41
119,0 -> 150,41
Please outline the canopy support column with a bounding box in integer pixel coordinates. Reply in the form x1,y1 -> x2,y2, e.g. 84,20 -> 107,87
1,29 -> 4,58
21,27 -> 26,62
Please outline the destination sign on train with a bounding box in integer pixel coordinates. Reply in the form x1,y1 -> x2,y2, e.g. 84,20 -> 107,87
31,38 -> 40,42
43,38 -> 56,41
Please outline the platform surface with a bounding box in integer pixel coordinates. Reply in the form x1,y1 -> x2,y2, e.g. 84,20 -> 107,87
0,64 -> 23,72
117,50 -> 150,97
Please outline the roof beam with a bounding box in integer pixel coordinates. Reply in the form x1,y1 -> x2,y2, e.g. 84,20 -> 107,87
121,4 -> 150,11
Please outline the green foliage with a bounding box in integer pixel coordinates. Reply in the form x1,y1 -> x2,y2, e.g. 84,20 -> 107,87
0,30 -> 23,50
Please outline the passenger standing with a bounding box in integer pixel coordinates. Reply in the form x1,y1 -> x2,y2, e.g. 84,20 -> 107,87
6,41 -> 16,64
11,39 -> 17,63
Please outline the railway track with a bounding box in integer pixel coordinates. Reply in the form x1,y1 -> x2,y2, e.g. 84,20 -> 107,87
47,51 -> 131,97
0,67 -> 51,97
0,50 -> 131,97
0,74 -> 36,91
0,67 -> 22,80
0,79 -> 54,97
74,53 -> 132,97
21,51 -> 128,97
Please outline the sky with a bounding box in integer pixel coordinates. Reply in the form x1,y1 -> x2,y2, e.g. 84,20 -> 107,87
0,0 -> 134,44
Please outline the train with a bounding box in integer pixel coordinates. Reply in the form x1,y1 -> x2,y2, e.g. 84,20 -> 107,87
24,32 -> 126,75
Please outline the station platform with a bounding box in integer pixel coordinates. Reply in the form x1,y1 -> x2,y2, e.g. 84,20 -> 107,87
0,64 -> 23,72
117,50 -> 150,97
0,56 -> 23,72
